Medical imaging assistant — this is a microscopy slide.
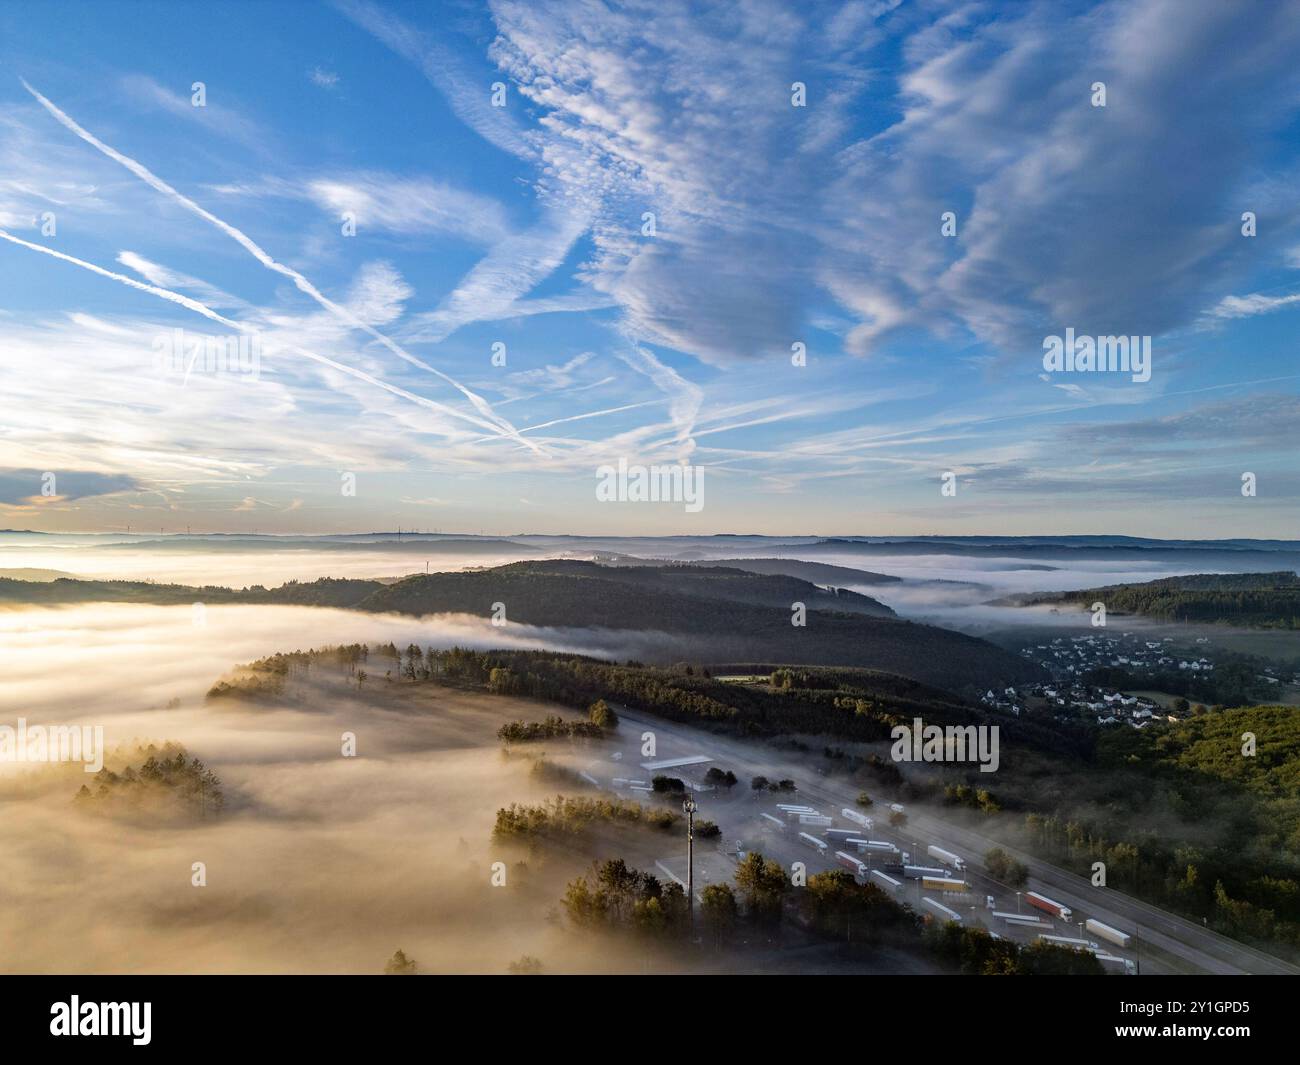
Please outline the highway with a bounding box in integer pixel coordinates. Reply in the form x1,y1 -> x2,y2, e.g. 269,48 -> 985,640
600,706 -> 1299,976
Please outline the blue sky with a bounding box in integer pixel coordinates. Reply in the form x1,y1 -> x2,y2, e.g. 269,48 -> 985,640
1,0 -> 1298,536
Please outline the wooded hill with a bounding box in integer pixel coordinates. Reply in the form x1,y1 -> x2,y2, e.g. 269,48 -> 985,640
1009,571 -> 1300,629
4,561 -> 1043,692
593,555 -> 902,586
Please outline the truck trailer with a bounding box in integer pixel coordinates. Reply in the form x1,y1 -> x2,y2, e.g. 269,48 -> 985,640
1095,953 -> 1138,975
1038,934 -> 1099,950
903,865 -> 948,880
836,851 -> 868,880
922,876 -> 969,894
1025,891 -> 1073,921
1085,918 -> 1132,950
927,845 -> 965,871
798,814 -> 834,827
871,869 -> 902,893
798,832 -> 828,854
758,812 -> 786,832
991,911 -> 1053,929
921,897 -> 963,924
825,829 -> 862,843
841,807 -> 872,828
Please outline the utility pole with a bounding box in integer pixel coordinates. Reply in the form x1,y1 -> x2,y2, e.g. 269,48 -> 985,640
683,796 -> 698,937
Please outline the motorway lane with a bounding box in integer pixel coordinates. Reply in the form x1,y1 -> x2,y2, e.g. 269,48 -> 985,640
607,707 -> 1298,976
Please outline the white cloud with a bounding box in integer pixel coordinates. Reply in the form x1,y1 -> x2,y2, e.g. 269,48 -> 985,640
304,173 -> 512,244
1204,290 -> 1300,321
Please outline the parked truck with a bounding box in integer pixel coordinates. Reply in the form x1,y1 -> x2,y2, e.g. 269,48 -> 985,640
921,897 -> 963,924
1039,933 -> 1099,950
841,807 -> 872,828
922,876 -> 969,894
826,828 -> 862,843
798,814 -> 834,827
927,845 -> 965,872
759,812 -> 786,832
904,864 -> 948,880
1025,891 -> 1073,921
836,850 -> 868,881
871,869 -> 902,893
798,831 -> 828,855
1095,953 -> 1138,975
991,911 -> 1053,930
1085,918 -> 1132,950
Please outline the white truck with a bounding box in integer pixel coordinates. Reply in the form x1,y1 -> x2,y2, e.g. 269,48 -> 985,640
1095,953 -> 1138,975
871,869 -> 902,893
903,864 -> 948,880
1038,933 -> 1099,950
825,829 -> 862,843
798,831 -> 828,855
991,911 -> 1053,930
758,812 -> 786,832
798,814 -> 834,827
921,897 -> 963,924
841,807 -> 872,828
1085,918 -> 1133,950
927,845 -> 965,872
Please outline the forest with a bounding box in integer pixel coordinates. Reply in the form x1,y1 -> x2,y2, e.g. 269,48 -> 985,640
208,644 -> 1078,757
1018,571 -> 1300,628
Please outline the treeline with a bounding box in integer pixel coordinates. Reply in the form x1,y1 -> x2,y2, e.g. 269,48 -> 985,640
924,924 -> 1103,975
497,716 -> 605,743
207,645 -> 1088,760
559,854 -> 1104,973
562,858 -> 691,935
75,743 -> 224,816
1026,571 -> 1300,629
559,853 -> 915,946
207,643 -> 373,699
493,796 -> 680,839
428,649 -> 1082,757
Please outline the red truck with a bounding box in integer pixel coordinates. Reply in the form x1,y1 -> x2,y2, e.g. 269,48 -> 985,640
1025,891 -> 1073,921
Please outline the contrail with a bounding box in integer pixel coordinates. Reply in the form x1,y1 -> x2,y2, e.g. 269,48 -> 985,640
19,77 -> 542,455
467,401 -> 660,444
0,229 -> 505,434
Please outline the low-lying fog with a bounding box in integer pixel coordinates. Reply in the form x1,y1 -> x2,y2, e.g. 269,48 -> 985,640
0,545 -> 536,587
0,604 -> 700,974
1,540 -> 1288,973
